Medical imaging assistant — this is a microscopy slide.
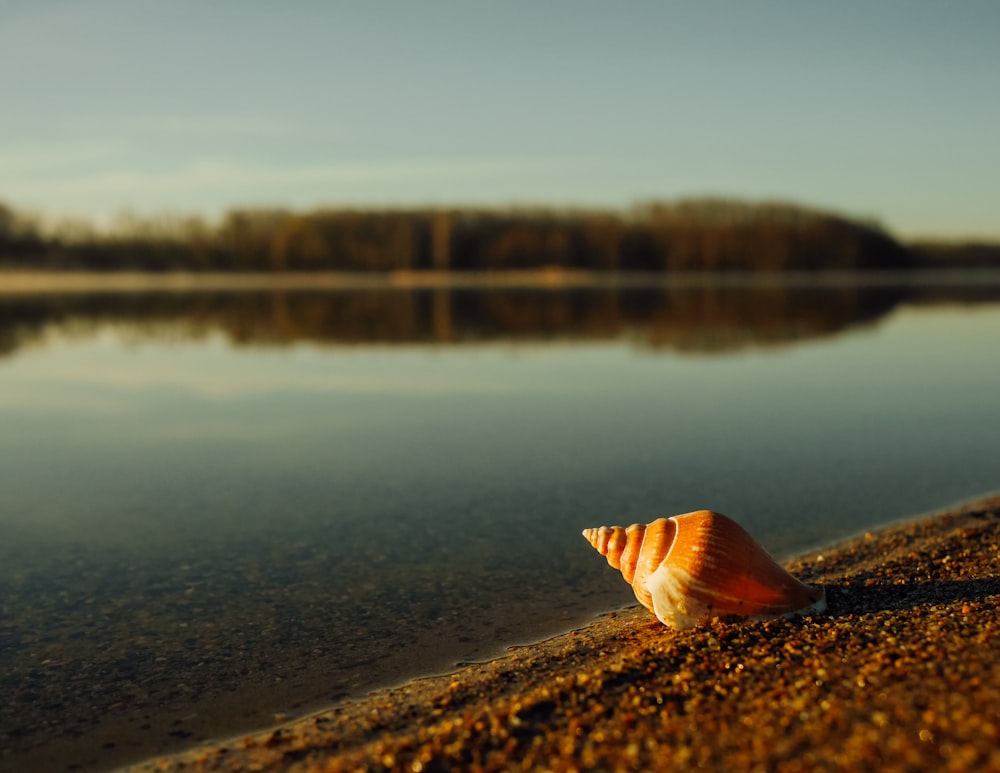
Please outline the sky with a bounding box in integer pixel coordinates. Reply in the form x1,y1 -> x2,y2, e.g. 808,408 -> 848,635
1,0 -> 998,240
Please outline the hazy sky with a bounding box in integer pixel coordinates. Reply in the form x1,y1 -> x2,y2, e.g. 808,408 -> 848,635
2,1 -> 998,239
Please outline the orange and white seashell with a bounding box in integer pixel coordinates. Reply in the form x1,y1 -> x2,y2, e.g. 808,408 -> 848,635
583,510 -> 826,629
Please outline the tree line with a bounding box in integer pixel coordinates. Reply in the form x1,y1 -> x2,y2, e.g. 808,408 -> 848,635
1,197 -> 994,272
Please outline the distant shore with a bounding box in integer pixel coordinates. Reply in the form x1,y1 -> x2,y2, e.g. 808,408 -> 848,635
0,198 -> 920,274
120,494 -> 1000,773
4,267 -> 1000,295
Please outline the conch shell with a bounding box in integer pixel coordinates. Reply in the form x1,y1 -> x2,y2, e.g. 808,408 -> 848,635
583,510 -> 826,629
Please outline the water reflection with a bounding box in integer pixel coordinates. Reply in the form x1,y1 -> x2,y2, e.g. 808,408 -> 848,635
6,279 -> 992,358
1,276 -> 999,771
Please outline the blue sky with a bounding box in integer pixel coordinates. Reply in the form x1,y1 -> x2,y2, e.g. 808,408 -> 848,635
1,1 -> 998,239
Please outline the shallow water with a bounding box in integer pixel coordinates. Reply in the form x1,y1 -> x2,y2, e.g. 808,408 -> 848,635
1,275 -> 999,771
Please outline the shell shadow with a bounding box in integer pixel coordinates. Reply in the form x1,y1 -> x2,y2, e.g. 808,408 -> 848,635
822,576 -> 1000,617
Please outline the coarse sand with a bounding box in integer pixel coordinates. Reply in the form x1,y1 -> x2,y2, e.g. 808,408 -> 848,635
123,495 -> 1000,773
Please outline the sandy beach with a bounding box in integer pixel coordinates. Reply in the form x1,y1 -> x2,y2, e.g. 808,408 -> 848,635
118,494 -> 1000,773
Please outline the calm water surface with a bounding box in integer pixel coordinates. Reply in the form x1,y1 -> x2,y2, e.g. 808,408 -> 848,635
1,277 -> 999,771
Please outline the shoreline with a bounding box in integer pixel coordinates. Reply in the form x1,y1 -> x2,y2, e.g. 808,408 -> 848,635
3,267 -> 1000,295
120,494 -> 1000,773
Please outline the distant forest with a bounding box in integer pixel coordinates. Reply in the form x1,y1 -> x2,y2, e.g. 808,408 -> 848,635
1,198 -> 997,272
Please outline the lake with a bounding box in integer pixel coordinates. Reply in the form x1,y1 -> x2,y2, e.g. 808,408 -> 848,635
2,272 -> 999,771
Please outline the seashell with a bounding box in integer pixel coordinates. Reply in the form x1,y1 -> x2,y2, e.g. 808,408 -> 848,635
583,510 -> 826,629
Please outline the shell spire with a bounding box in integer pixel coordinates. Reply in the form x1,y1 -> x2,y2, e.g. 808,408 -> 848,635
583,510 -> 826,629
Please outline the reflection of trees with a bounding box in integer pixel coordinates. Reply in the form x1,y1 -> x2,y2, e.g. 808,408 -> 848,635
5,281 -> 998,360
632,285 -> 907,351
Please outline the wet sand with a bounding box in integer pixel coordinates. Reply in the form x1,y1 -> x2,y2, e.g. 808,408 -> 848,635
122,494 -> 1000,772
